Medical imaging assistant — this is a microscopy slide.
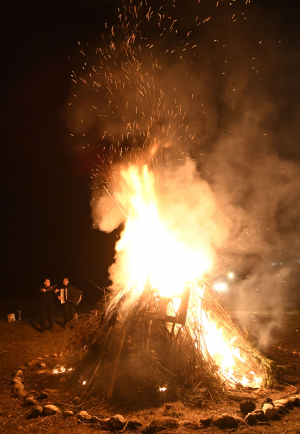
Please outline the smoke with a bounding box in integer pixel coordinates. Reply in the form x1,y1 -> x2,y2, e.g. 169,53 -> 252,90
64,0 -> 300,343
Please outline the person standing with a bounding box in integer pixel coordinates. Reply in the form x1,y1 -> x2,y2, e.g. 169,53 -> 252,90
58,278 -> 81,327
39,279 -> 57,333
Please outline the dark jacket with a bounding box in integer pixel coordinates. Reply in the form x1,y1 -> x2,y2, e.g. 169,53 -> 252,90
39,285 -> 56,309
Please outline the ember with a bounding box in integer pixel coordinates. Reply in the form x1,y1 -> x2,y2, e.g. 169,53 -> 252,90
52,366 -> 73,375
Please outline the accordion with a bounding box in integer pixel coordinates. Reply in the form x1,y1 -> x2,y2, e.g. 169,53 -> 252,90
66,286 -> 83,305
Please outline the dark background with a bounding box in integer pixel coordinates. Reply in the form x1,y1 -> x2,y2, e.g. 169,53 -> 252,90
0,0 -> 118,300
1,0 -> 300,301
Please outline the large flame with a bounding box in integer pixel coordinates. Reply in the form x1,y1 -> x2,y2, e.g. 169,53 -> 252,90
109,164 -> 212,297
101,162 -> 262,388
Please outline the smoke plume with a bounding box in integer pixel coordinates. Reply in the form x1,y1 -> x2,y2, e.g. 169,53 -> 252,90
65,0 -> 300,344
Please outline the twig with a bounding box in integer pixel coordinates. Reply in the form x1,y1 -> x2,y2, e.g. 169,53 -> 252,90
257,421 -> 271,426
103,186 -> 132,221
81,379 -> 99,405
280,360 -> 300,368
107,328 -> 126,399
31,417 -> 47,426
27,375 -> 53,382
89,280 -> 106,292
10,409 -> 32,425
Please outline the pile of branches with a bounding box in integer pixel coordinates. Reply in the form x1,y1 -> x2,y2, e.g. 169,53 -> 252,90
190,279 -> 275,387
66,281 -> 274,404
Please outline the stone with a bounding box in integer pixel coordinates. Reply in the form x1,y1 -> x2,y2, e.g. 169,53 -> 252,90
245,413 -> 257,425
262,397 -> 273,405
252,410 -> 267,422
274,398 -> 292,409
39,362 -> 46,368
126,420 -> 143,430
110,414 -> 126,430
144,417 -> 179,433
29,406 -> 43,418
17,390 -> 28,398
90,416 -> 102,423
78,411 -> 92,422
240,400 -> 256,415
275,406 -> 287,415
12,377 -> 22,384
14,383 -> 24,390
274,403 -> 289,414
39,391 -> 50,399
222,413 -> 239,428
14,370 -> 23,377
290,396 -> 300,407
211,415 -> 226,429
262,403 -> 277,420
200,418 -> 211,427
25,397 -> 38,406
43,405 -> 60,416
63,410 -> 75,417
100,418 -> 111,430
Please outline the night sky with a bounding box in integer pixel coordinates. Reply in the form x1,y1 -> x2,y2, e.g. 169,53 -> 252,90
1,0 -> 117,297
1,0 -> 300,299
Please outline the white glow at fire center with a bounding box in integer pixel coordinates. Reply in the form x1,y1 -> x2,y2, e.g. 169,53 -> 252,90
112,165 -> 211,298
213,282 -> 228,292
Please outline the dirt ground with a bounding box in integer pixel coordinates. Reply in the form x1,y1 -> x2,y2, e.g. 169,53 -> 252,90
1,300 -> 300,434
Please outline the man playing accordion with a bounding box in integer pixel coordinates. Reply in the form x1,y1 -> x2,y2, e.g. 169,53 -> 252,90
58,277 -> 82,327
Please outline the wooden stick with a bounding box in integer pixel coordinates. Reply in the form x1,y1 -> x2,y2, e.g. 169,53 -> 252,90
146,319 -> 153,354
107,328 -> 126,399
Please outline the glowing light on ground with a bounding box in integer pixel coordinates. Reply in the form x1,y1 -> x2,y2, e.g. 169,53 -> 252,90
159,387 -> 167,392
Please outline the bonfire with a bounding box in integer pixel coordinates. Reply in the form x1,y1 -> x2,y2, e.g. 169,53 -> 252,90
67,161 -> 273,404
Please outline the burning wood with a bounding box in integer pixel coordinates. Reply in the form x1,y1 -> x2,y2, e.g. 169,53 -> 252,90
66,161 -> 275,402
68,286 -> 271,403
